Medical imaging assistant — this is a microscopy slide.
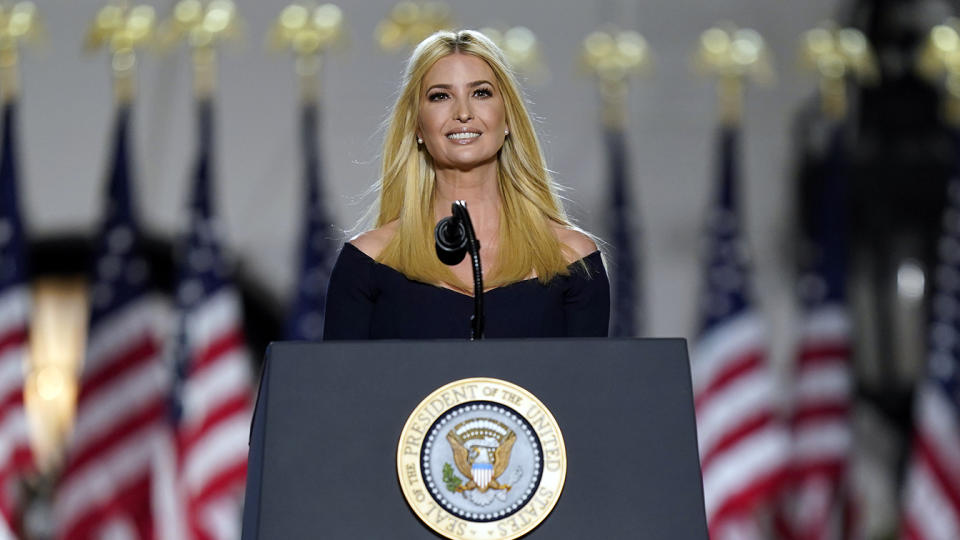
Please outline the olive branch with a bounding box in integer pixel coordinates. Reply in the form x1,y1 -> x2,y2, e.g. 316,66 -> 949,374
442,463 -> 461,492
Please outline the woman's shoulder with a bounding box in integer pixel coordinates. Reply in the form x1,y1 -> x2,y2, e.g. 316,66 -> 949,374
349,220 -> 399,260
551,224 -> 599,263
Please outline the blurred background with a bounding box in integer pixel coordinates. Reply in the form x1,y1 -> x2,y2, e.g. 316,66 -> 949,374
1,0 -> 958,538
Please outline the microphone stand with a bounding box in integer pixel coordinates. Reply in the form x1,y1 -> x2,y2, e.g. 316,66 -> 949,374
435,201 -> 485,340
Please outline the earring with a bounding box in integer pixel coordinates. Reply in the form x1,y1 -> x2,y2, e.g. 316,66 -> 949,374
417,136 -> 423,144
504,129 -> 509,136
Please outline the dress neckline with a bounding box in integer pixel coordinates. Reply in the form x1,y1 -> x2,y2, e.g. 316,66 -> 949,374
343,242 -> 600,299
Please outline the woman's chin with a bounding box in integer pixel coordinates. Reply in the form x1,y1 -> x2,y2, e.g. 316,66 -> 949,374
435,153 -> 499,172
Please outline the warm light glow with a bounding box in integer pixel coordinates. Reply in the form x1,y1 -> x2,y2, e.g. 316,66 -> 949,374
35,366 -> 65,401
25,279 -> 88,473
701,28 -> 730,56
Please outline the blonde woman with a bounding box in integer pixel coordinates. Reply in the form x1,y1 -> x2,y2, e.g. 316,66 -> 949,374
323,30 -> 609,339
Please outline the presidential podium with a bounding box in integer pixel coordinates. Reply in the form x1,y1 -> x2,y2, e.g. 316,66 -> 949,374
241,339 -> 708,539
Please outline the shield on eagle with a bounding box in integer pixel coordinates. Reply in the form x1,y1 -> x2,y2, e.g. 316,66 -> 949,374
446,418 -> 516,493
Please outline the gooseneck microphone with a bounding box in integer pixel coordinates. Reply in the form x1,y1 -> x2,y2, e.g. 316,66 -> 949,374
435,201 -> 484,340
434,209 -> 468,265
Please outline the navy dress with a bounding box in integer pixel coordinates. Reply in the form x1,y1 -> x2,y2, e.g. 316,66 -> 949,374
323,243 -> 610,340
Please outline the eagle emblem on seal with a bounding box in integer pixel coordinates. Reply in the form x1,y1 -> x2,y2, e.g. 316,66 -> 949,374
446,418 -> 516,493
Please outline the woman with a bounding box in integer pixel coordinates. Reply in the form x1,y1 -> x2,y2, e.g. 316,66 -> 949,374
323,30 -> 609,339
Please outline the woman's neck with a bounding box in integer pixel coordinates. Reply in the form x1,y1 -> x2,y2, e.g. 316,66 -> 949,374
433,162 -> 501,237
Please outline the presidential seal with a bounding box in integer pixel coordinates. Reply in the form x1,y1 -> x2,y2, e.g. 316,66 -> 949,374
397,378 -> 566,540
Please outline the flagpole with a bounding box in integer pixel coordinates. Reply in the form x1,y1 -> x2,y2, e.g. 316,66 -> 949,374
269,3 -> 345,105
691,24 -> 793,538
772,22 -> 877,540
479,26 -> 546,84
695,25 -> 773,129
801,24 -> 878,122
581,28 -> 651,337
0,5 -> 37,535
156,4 -> 252,538
918,20 -> 960,127
375,1 -> 452,53
269,4 -> 344,340
85,2 -> 156,106
160,0 -> 240,102
901,19 -> 960,540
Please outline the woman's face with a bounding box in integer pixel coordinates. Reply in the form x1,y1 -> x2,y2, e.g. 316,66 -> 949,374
417,53 -> 508,172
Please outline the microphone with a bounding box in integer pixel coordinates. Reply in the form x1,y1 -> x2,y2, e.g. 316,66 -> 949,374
434,211 -> 468,265
434,200 -> 485,339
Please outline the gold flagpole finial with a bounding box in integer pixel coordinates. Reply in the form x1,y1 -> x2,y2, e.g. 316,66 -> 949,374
581,28 -> 652,129
479,26 -> 548,84
375,1 -> 452,53
86,2 -> 156,105
159,0 -> 241,100
694,24 -> 774,127
269,2 -> 345,103
918,18 -> 960,125
0,2 -> 41,103
799,22 -> 877,121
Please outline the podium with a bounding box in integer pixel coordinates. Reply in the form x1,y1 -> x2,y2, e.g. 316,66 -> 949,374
242,339 -> 707,539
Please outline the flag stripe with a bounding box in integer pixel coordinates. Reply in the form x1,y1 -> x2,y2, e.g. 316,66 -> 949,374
192,455 -> 248,508
85,297 -> 168,369
694,350 -> 764,411
0,326 -> 26,357
182,349 -> 249,431
65,398 -> 166,474
703,426 -> 790,521
903,456 -> 960,540
0,344 -> 25,397
0,411 -> 29,468
76,336 -> 160,402
696,366 -> 776,456
180,392 -> 249,453
68,355 -> 168,454
791,420 -> 851,464
797,344 -> 849,366
915,433 -> 960,513
700,411 -> 776,472
57,425 -> 161,534
693,312 -> 764,394
63,470 -> 152,540
192,328 -> 244,376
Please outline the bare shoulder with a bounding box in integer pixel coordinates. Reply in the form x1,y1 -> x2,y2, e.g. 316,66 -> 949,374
552,224 -> 599,262
349,220 -> 399,259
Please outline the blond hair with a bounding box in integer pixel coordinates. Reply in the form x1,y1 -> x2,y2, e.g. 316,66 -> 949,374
375,29 -> 574,288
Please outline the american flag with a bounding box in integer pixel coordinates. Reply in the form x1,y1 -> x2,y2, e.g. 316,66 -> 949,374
54,104 -> 170,539
900,155 -> 960,540
692,127 -> 790,538
604,127 -> 641,337
166,99 -> 252,539
0,100 -> 33,537
286,101 -> 338,341
777,125 -> 854,540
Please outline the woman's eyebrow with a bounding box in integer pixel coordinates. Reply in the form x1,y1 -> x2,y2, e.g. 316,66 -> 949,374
424,80 -> 493,92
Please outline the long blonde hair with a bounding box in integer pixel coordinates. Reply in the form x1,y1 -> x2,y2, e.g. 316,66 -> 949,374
375,29 -> 574,288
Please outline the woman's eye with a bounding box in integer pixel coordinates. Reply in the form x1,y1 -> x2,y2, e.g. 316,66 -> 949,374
428,92 -> 448,101
474,88 -> 492,98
